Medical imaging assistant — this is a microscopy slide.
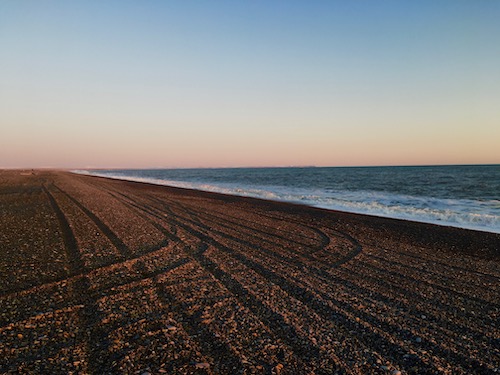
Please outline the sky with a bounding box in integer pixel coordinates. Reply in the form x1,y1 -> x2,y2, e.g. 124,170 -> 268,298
1,1 -> 499,169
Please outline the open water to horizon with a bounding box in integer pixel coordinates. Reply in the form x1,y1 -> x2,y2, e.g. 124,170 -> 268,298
75,165 -> 500,234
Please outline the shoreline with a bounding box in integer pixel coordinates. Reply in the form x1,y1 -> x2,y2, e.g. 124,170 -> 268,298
74,169 -> 500,237
91,172 -> 500,260
1,170 -> 499,373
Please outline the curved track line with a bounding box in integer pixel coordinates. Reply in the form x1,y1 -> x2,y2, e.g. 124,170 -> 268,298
105,193 -> 343,371
144,199 -> 493,373
97,190 -> 325,371
122,199 -> 440,373
53,184 -> 131,258
52,177 -> 496,373
152,196 -> 362,269
100,192 -> 479,349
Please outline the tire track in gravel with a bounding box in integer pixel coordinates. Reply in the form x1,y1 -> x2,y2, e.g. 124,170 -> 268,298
42,185 -> 113,375
53,184 -> 132,259
357,259 -> 500,310
75,178 -> 181,240
0,245 -> 185,301
182,200 -> 362,266
256,212 -> 364,267
186,243 -> 326,373
155,198 -> 362,288
44,187 -> 84,277
336,262 -> 495,335
152,199 -> 494,374
44,181 -> 195,373
182,201 -> 330,251
94,188 -> 303,372
364,252 -> 499,296
145,195 -> 353,277
288,262 -> 497,373
75,181 -> 496,373
105,192 -> 330,372
0,185 -> 175,299
399,250 -> 500,279
336,257 -> 498,321
150,257 -> 246,374
123,196 -> 441,373
147,194 -> 327,247
173,203 -> 341,263
103,189 -> 178,242
134,197 -> 322,278
336,262 -> 500,355
53,182 -> 476,364
160,196 -> 363,269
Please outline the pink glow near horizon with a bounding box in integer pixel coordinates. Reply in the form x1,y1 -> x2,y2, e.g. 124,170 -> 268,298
1,2 -> 499,169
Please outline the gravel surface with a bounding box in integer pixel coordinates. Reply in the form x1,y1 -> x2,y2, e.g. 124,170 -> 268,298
0,170 -> 499,374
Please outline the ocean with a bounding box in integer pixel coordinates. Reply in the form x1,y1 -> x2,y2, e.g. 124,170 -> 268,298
75,165 -> 500,234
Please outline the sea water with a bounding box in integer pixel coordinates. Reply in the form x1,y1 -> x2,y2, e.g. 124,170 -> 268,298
75,165 -> 500,234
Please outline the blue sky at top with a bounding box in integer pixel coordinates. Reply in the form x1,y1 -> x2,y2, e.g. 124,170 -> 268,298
1,1 -> 499,168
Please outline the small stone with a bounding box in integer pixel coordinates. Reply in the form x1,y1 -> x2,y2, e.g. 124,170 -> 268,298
275,363 -> 284,374
17,333 -> 23,339
392,371 -> 402,375
415,337 -> 422,343
380,365 -> 390,371
194,362 -> 210,369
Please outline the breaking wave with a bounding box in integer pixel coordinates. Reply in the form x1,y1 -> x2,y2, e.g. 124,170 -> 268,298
73,168 -> 500,234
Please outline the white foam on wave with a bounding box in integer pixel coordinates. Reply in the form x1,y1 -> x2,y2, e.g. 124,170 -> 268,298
72,170 -> 500,234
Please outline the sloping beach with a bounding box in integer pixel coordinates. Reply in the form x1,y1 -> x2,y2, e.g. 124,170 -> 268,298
1,170 -> 499,374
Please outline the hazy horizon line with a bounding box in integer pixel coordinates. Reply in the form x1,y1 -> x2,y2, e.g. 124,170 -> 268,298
3,162 -> 499,171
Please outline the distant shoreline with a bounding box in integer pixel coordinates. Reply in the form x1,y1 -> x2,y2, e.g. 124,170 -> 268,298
72,168 -> 500,235
69,163 -> 500,171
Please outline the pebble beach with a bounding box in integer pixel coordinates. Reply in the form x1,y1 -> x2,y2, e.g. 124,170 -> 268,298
1,170 -> 499,374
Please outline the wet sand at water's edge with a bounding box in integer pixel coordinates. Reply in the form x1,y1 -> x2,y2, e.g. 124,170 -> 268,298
1,170 -> 499,374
